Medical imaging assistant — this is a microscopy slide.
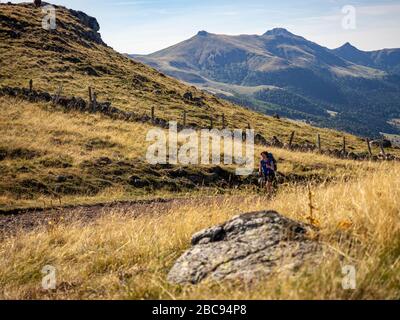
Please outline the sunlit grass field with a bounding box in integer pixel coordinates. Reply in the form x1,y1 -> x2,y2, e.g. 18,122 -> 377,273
0,96 -> 389,210
0,162 -> 398,299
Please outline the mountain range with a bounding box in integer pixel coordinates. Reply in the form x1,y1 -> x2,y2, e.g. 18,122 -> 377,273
131,28 -> 400,137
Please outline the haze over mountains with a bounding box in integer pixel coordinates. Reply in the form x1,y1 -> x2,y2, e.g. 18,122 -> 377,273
131,28 -> 400,137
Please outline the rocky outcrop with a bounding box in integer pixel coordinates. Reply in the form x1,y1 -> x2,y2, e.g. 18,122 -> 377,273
69,9 -> 100,32
167,211 -> 322,284
68,9 -> 104,45
0,3 -> 105,46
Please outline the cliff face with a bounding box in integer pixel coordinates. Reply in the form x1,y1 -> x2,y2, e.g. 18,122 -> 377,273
69,9 -> 100,32
69,8 -> 104,45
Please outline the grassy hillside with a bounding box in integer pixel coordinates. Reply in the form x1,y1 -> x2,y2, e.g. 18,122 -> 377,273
2,2 -> 397,210
2,96 -> 383,210
0,162 -> 398,299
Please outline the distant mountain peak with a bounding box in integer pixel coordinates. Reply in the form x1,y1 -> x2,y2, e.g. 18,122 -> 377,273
338,42 -> 359,51
263,28 -> 294,37
132,27 -> 400,137
197,30 -> 210,37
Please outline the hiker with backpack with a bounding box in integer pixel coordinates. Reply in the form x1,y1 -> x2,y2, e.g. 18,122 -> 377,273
259,151 -> 277,195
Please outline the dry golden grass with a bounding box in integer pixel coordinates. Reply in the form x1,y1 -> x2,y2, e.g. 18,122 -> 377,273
0,162 -> 398,300
0,96 -> 381,169
1,3 -> 399,212
1,96 -> 389,210
0,96 -> 156,209
0,97 -> 151,162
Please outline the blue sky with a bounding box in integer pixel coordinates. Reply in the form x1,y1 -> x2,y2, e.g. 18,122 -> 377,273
11,0 -> 400,54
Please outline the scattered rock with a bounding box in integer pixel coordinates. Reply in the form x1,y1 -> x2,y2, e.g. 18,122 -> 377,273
167,211 -> 322,284
0,86 -> 136,121
17,166 -> 30,173
95,157 -> 112,166
128,176 -> 149,188
0,147 -> 42,161
254,133 -> 268,145
132,74 -> 150,86
56,175 -> 67,183
348,152 -> 358,160
85,138 -> 118,151
270,136 -> 283,148
62,56 -> 82,64
183,92 -> 193,101
183,91 -> 206,107
1,86 -> 398,163
79,66 -> 99,76
370,139 -> 392,148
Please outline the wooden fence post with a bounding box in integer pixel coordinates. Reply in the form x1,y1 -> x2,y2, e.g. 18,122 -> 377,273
29,79 -> 33,92
288,131 -> 295,149
183,110 -> 187,127
88,87 -> 93,105
92,91 -> 97,112
53,84 -> 63,105
366,138 -> 372,156
151,106 -> 155,123
221,113 -> 225,128
380,139 -> 386,157
342,136 -> 346,153
317,134 -> 321,153
210,117 -> 213,129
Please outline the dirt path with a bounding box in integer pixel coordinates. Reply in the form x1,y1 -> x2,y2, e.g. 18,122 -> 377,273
0,198 -> 182,237
0,196 -> 249,238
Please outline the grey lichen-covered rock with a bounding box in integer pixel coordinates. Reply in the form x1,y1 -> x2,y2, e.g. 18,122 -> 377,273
167,211 -> 322,284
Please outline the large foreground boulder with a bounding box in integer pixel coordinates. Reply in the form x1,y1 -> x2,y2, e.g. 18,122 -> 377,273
168,211 -> 322,284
